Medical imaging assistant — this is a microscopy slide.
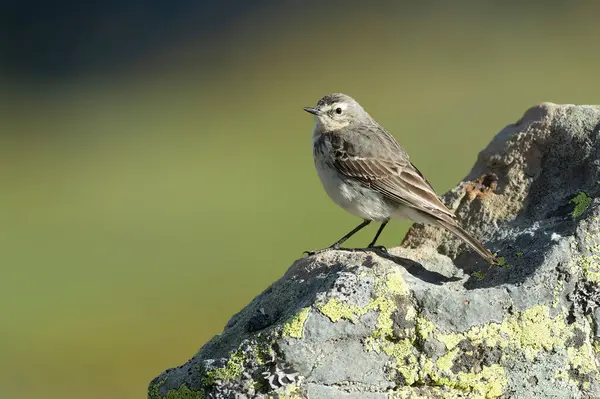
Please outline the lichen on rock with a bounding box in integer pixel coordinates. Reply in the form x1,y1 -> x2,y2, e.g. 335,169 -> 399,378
150,104 -> 600,398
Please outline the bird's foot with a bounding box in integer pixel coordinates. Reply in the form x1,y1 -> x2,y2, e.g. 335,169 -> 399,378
304,244 -> 358,257
304,243 -> 388,257
303,248 -> 329,257
367,245 -> 388,253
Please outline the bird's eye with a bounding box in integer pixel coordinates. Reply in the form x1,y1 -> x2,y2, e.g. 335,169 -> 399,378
335,107 -> 343,114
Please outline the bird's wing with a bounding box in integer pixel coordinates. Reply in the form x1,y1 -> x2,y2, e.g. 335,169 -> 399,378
328,131 -> 456,220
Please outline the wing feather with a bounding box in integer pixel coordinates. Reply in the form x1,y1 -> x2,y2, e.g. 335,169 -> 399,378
318,126 -> 455,220
334,155 -> 455,220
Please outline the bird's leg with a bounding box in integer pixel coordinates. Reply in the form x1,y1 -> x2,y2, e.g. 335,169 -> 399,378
329,219 -> 372,248
367,220 -> 389,252
304,220 -> 371,256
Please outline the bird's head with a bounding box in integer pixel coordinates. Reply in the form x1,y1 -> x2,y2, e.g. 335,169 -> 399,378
304,93 -> 367,132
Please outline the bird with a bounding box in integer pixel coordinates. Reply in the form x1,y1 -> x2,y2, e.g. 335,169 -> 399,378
303,93 -> 498,264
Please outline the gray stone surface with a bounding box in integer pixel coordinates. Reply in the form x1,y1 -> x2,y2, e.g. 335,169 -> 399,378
149,104 -> 600,399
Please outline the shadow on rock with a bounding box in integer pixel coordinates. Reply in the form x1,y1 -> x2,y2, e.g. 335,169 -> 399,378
367,248 -> 461,285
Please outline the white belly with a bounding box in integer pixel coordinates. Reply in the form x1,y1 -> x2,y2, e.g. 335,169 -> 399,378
315,156 -> 394,221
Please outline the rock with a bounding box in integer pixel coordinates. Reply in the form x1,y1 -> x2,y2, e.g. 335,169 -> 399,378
148,103 -> 600,399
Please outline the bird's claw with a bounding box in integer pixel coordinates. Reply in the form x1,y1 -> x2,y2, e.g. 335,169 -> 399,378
303,249 -> 320,257
304,245 -> 388,257
303,245 -> 342,257
368,245 -> 388,253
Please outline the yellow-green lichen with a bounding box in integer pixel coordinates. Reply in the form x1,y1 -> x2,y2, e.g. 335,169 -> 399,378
203,338 -> 274,387
164,385 -> 205,399
203,350 -> 245,385
316,297 -> 363,323
149,376 -> 205,399
580,253 -> 600,282
255,339 -> 278,368
567,342 -> 598,374
438,306 -> 571,356
252,379 -> 267,393
577,221 -> 600,281
405,356 -> 505,398
453,307 -> 598,394
281,307 -> 310,338
415,316 -> 436,340
516,252 -> 523,257
378,338 -> 419,384
149,376 -> 168,399
388,390 -> 426,399
499,306 -> 571,360
316,265 -> 597,399
372,273 -> 415,340
570,192 -> 592,218
270,384 -> 303,399
389,387 -> 480,398
436,348 -> 458,371
464,323 -> 502,347
373,302 -> 396,338
554,341 -> 599,391
567,226 -> 600,282
316,270 -> 411,333
438,333 -> 464,350
378,338 -> 416,361
396,305 -> 598,398
443,365 -> 505,399
359,269 -> 507,397
552,279 -> 564,308
385,272 -> 410,295
320,270 -> 421,384
554,367 -> 572,386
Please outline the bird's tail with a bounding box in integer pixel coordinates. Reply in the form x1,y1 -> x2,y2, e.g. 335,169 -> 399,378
436,218 -> 499,265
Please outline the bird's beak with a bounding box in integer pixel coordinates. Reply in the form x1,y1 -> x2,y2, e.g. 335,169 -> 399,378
303,107 -> 321,116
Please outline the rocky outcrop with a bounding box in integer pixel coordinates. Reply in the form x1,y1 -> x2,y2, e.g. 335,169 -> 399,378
149,103 -> 600,398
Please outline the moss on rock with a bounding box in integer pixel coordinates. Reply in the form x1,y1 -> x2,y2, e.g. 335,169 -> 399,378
571,192 -> 592,218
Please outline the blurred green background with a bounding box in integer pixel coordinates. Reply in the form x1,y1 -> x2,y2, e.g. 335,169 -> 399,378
1,1 -> 599,398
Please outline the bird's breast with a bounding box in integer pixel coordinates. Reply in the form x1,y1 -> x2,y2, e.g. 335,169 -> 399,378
313,151 -> 393,221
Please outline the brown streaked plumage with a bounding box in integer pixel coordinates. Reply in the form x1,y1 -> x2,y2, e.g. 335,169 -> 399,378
305,93 -> 498,265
